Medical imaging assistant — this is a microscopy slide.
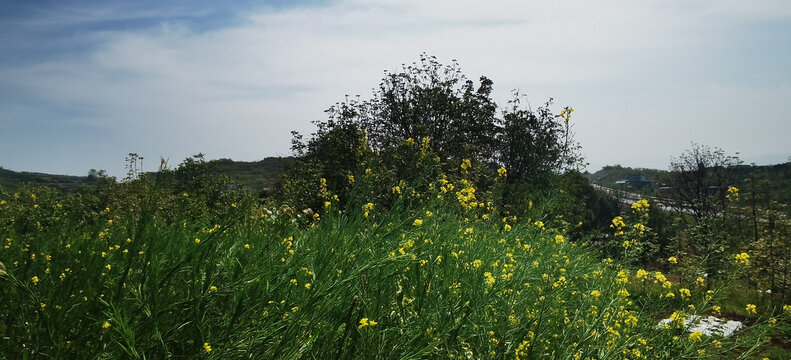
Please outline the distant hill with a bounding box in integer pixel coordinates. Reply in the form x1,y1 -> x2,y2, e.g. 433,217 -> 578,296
0,157 -> 296,194
0,167 -> 95,193
209,157 -> 295,191
586,162 -> 791,205
585,165 -> 669,188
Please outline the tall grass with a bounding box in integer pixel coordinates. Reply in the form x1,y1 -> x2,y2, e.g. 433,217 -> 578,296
0,185 -> 779,359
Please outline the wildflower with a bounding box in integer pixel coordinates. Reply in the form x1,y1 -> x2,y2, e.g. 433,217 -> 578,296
617,288 -> 630,297
102,321 -> 111,329
504,224 -> 512,232
590,290 -> 601,300
712,305 -> 722,316
460,159 -> 471,171
105,264 -> 111,271
497,167 -> 507,177
555,235 -> 565,244
631,199 -> 650,213
209,286 -> 217,292
734,252 -> 750,265
412,219 -> 423,226
472,260 -> 482,269
726,186 -> 739,201
636,269 -> 648,280
348,175 -> 355,183
203,342 -> 212,353
484,272 -> 496,287
696,277 -> 706,286
194,238 -> 201,244
31,276 -> 40,285
358,318 -> 377,329
745,304 -> 757,314
784,305 -> 791,315
667,256 -> 678,264
689,331 -> 703,342
244,244 -> 250,249
655,271 -> 667,283
324,201 -> 331,208
304,283 -> 311,290
679,288 -> 691,298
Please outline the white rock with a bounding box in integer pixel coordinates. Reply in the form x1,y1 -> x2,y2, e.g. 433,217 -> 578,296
657,315 -> 743,337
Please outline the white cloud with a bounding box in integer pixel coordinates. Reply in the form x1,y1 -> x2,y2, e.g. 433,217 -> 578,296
1,0 -> 790,175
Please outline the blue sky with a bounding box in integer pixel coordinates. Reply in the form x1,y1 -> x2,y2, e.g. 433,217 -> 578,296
1,0 -> 790,177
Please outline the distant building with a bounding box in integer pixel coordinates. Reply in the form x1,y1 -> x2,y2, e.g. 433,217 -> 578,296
616,174 -> 656,188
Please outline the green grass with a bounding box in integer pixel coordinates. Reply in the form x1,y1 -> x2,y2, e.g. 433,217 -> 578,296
0,188 -> 781,359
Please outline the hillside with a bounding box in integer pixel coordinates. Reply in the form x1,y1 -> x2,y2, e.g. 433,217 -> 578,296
0,167 -> 95,193
586,162 -> 791,205
0,157 -> 295,194
210,157 -> 295,191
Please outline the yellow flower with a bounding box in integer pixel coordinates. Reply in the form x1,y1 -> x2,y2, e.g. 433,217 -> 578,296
412,219 -> 423,226
555,235 -> 565,244
304,283 -> 311,290
102,321 -> 111,329
324,201 -> 331,208
667,256 -> 678,264
244,244 -> 250,249
203,342 -> 212,353
679,288 -> 691,298
734,252 -> 750,265
689,331 -> 703,342
31,276 -> 40,285
358,318 -> 377,329
590,290 -> 601,300
504,224 -> 512,232
194,238 -> 201,244
209,286 -> 217,292
726,186 -> 739,201
636,269 -> 648,280
105,264 -> 111,271
745,304 -> 757,314
484,272 -> 496,287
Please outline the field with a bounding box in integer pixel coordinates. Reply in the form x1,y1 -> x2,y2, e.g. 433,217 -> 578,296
0,171 -> 784,359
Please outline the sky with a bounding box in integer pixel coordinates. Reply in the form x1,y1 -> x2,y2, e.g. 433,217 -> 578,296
1,0 -> 790,177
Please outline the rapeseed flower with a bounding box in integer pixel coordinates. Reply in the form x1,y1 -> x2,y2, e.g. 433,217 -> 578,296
746,304 -> 757,314
358,318 -> 377,329
689,331 -> 703,342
